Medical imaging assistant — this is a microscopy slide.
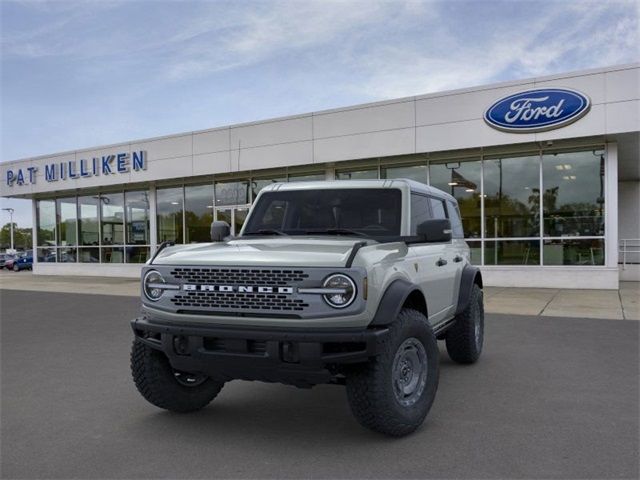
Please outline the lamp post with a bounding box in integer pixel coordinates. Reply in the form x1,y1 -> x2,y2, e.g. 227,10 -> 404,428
2,207 -> 15,251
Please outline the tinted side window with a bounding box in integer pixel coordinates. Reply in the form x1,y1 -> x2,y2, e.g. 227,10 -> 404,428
410,194 -> 432,234
429,197 -> 447,220
447,200 -> 464,239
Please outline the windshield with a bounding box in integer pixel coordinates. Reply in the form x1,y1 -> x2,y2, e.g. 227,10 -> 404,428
242,188 -> 402,239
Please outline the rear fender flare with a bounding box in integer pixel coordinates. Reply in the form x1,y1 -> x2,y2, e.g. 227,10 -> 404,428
455,265 -> 483,316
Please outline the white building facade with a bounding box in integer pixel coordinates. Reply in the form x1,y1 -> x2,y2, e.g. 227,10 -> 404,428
1,64 -> 638,289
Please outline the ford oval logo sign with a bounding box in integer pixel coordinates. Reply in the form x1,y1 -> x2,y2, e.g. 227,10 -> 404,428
484,88 -> 591,133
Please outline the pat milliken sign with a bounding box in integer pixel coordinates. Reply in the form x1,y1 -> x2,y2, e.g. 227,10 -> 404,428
5,151 -> 147,187
484,88 -> 591,133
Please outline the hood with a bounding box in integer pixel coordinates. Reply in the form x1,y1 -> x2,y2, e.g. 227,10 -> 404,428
152,237 -> 372,267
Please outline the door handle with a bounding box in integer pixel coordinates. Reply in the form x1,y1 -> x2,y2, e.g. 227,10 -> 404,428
453,255 -> 463,263
436,258 -> 448,267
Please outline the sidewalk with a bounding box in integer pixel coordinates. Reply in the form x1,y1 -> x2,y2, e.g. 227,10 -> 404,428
1,270 -> 638,320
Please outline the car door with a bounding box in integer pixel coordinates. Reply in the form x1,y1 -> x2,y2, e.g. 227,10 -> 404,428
409,194 -> 456,324
445,199 -> 467,307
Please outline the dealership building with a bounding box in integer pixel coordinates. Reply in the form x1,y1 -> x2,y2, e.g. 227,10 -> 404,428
1,63 -> 638,288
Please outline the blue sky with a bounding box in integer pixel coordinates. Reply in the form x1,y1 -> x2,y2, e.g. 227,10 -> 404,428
1,0 -> 638,227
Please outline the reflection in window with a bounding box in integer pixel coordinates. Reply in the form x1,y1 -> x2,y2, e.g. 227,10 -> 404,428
78,196 -> 99,246
36,200 -> 56,246
37,247 -> 56,263
78,247 -> 100,263
185,184 -> 214,243
56,197 -> 77,246
288,172 -> 325,182
483,155 -> 540,238
101,246 -> 124,263
484,240 -> 540,265
100,193 -> 124,245
126,246 -> 150,263
465,241 -> 482,265
542,150 -> 605,237
543,239 -> 604,265
215,180 -> 249,206
336,169 -> 378,180
58,247 -> 77,263
252,177 -> 286,198
157,187 -> 183,243
125,191 -> 150,245
430,160 -> 481,238
382,164 -> 428,184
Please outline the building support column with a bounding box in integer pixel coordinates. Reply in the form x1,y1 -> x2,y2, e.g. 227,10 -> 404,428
149,185 -> 157,253
31,198 -> 37,268
605,142 -> 619,274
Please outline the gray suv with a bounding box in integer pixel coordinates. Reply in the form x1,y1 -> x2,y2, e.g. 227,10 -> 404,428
131,179 -> 484,436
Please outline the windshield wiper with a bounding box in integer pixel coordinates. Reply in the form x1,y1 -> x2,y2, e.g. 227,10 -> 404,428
243,229 -> 288,236
305,228 -> 370,238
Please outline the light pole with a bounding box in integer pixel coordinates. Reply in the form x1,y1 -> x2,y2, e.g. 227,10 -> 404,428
2,207 -> 15,251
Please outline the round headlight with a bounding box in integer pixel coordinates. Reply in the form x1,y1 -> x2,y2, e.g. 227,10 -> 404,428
143,270 -> 165,301
322,274 -> 356,308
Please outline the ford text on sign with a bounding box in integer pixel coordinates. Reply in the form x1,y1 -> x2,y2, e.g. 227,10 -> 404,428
484,88 -> 591,133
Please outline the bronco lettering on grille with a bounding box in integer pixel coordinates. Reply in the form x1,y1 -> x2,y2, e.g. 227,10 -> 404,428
182,285 -> 294,294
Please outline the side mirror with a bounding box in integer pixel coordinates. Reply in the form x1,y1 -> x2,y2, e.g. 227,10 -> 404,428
416,219 -> 452,242
210,221 -> 231,242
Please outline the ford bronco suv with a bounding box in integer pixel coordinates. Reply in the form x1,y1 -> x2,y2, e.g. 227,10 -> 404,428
131,179 -> 484,436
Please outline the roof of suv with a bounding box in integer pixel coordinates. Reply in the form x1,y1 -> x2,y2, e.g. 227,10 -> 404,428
260,179 -> 458,203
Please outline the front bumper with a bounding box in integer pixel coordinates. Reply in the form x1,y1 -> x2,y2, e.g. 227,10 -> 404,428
131,316 -> 389,387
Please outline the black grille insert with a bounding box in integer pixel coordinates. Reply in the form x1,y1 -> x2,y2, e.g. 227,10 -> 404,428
171,291 -> 309,311
170,267 -> 309,286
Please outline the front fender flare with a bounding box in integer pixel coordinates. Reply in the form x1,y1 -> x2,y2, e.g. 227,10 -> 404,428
369,279 -> 423,326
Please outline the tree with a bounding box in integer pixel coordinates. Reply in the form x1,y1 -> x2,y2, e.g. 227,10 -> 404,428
0,223 -> 32,250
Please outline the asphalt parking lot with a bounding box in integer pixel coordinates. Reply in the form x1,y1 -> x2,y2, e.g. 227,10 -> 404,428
1,289 -> 638,479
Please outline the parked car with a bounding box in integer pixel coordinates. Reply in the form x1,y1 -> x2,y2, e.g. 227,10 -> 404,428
12,251 -> 33,271
0,253 -> 16,269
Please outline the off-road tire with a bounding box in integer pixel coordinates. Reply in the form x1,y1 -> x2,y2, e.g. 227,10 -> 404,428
131,340 -> 224,413
445,284 -> 484,364
345,308 -> 439,436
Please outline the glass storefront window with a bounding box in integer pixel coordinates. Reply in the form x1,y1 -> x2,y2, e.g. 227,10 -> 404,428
78,196 -> 100,246
125,191 -> 150,245
542,150 -> 605,237
252,177 -> 286,198
101,246 -> 124,263
483,155 -> 540,238
157,187 -> 184,243
78,247 -> 99,263
36,200 -> 56,246
430,160 -> 482,238
465,240 -> 482,266
37,247 -> 56,262
382,164 -> 428,184
288,172 -> 325,182
215,180 -> 249,206
185,184 -> 214,243
126,246 -> 150,263
100,193 -> 124,245
58,247 -> 77,263
56,197 -> 77,247
484,239 -> 540,266
336,169 -> 378,180
543,238 -> 604,265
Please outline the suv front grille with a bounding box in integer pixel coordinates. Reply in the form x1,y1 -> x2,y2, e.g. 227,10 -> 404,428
170,291 -> 310,312
169,267 -> 309,286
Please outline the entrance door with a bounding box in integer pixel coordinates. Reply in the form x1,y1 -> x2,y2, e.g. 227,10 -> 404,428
215,206 -> 250,236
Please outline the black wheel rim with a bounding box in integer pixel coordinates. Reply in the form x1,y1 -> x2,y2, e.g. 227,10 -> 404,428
173,370 -> 208,387
392,337 -> 428,407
